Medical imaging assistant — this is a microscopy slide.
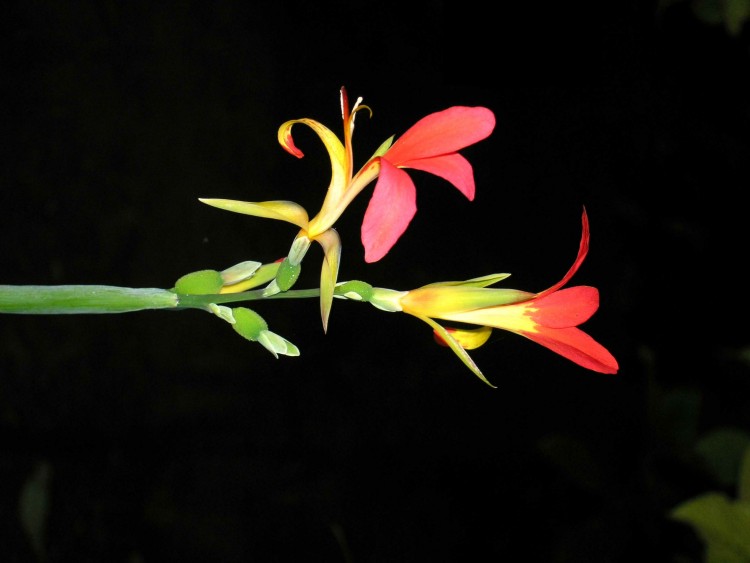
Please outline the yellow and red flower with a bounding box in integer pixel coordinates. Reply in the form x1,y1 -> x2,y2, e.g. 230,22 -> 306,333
200,87 -> 494,331
367,208 -> 619,386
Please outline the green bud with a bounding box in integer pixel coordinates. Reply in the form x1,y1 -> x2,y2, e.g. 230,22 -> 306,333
274,257 -> 301,292
231,307 -> 268,341
336,280 -> 374,302
174,270 -> 224,295
231,307 -> 300,358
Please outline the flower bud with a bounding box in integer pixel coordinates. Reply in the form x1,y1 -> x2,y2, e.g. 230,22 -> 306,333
274,257 -> 302,292
173,270 -> 224,295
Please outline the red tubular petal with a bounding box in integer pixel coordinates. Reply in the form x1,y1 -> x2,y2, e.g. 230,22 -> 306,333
361,160 -> 417,263
385,107 -> 496,164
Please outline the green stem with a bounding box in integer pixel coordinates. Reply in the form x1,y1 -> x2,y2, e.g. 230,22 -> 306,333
174,287 -> 322,308
0,285 -> 180,314
0,284 -> 327,315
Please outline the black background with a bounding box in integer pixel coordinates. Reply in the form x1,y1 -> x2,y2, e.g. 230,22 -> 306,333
2,1 -> 749,561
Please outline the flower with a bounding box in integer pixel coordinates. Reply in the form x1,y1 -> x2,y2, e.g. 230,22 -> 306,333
361,105 -> 496,262
199,87 -> 494,331
366,208 -> 619,386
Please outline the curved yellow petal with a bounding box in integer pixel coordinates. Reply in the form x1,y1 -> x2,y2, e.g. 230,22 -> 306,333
314,228 -> 341,334
439,326 -> 493,349
198,199 -> 309,230
278,118 -> 348,205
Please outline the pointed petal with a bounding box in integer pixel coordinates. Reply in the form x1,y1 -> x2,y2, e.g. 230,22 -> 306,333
537,207 -> 590,298
530,286 -> 600,328
220,261 -> 282,293
385,106 -> 496,164
419,315 -> 496,387
396,153 -> 476,200
361,159 -> 417,263
519,325 -> 619,374
315,228 -> 342,333
199,199 -> 309,230
220,261 -> 262,285
420,273 -> 512,289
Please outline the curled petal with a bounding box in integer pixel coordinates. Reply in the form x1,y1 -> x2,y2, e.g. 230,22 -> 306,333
385,106 -> 496,164
278,118 -> 349,204
537,207 -> 590,298
198,199 -> 309,230
361,159 -> 417,263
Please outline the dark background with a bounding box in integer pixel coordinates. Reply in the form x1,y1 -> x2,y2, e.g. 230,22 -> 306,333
2,1 -> 749,561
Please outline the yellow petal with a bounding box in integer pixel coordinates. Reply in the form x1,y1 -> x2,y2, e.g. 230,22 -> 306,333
314,228 -> 342,334
198,199 -> 309,230
441,326 -> 493,349
278,118 -> 349,204
420,315 -> 496,388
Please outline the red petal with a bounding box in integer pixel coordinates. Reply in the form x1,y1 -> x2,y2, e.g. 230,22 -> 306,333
536,207 -> 590,298
385,107 -> 495,164
520,325 -> 619,374
361,160 -> 417,263
399,153 -> 475,200
530,286 -> 599,328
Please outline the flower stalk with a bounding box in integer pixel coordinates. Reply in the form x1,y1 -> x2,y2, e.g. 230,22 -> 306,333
0,87 -> 618,384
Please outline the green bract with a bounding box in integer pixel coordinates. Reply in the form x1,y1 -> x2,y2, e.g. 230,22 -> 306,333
275,258 -> 302,292
174,270 -> 224,295
231,307 -> 268,341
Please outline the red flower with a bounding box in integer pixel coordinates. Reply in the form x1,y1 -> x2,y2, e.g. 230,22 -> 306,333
361,106 -> 496,263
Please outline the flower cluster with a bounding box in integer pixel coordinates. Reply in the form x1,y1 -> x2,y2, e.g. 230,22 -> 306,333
195,87 -> 618,385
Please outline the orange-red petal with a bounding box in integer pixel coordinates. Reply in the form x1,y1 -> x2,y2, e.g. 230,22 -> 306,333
361,159 -> 417,263
519,325 -> 619,374
384,106 -> 496,164
398,153 -> 476,200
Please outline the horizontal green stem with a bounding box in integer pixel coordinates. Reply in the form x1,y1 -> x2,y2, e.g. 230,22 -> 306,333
0,285 -> 180,314
174,287 -> 321,308
0,284 -> 328,315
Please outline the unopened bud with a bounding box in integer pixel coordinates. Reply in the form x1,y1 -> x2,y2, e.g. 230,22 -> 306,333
174,270 -> 224,295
